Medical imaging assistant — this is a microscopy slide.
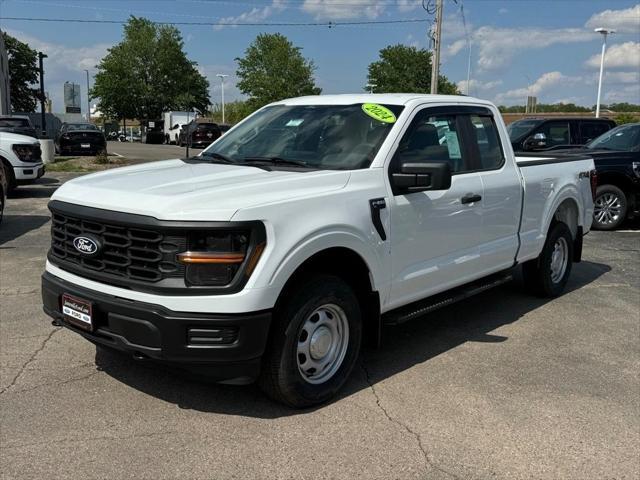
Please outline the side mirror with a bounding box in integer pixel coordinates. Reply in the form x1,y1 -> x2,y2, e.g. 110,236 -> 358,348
392,162 -> 452,193
524,132 -> 547,150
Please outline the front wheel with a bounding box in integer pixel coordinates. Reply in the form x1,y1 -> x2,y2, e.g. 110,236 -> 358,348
523,222 -> 574,297
593,184 -> 627,230
259,274 -> 362,408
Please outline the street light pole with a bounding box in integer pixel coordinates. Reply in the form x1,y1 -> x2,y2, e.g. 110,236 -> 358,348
38,52 -> 47,137
429,0 -> 443,94
366,83 -> 377,93
594,28 -> 615,118
216,74 -> 228,124
84,69 -> 91,123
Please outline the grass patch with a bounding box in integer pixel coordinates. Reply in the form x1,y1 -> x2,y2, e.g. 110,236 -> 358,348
47,154 -> 130,172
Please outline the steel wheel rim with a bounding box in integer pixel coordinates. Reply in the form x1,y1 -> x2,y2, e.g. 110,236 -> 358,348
550,236 -> 569,284
297,303 -> 349,385
594,192 -> 622,225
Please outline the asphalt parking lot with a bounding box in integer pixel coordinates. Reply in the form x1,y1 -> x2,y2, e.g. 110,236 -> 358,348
1,174 -> 639,480
107,141 -> 204,161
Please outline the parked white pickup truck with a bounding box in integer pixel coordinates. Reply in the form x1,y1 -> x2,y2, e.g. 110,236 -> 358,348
42,94 -> 596,407
0,131 -> 45,192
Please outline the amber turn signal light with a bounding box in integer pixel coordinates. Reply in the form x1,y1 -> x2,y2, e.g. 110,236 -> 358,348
177,252 -> 245,264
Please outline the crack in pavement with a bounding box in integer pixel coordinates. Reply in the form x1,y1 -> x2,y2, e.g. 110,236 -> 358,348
0,327 -> 60,396
360,362 -> 461,480
10,369 -> 102,395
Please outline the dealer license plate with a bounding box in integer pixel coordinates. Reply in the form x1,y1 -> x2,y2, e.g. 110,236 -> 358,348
81,143 -> 91,148
62,294 -> 93,331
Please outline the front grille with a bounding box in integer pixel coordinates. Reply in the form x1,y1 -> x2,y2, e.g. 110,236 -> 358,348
50,211 -> 186,284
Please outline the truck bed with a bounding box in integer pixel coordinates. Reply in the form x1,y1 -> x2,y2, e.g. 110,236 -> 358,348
515,153 -> 595,263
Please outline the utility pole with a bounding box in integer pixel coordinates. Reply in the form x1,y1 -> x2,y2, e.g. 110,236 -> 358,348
84,69 -> 91,123
429,0 -> 443,95
594,28 -> 614,118
38,52 -> 47,136
216,74 -> 228,124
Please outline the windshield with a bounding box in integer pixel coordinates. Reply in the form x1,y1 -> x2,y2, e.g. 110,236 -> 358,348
202,103 -> 404,170
507,120 -> 543,141
66,124 -> 99,131
586,124 -> 640,152
0,118 -> 30,128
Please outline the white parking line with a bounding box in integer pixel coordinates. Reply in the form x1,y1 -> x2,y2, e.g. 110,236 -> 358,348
110,151 -> 124,158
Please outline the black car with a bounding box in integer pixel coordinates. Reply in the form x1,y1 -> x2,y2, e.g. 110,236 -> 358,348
555,123 -> 640,230
0,116 -> 38,138
56,123 -> 106,155
508,117 -> 616,152
178,121 -> 222,148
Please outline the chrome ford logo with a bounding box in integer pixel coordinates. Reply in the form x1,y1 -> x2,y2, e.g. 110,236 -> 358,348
73,236 -> 100,256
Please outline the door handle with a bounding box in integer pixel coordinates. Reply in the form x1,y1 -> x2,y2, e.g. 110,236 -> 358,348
461,193 -> 482,204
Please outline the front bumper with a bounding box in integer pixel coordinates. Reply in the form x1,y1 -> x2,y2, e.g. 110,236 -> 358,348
42,272 -> 272,383
14,164 -> 45,182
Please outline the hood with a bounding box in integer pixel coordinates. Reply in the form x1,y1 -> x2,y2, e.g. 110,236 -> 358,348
0,131 -> 40,145
51,159 -> 351,221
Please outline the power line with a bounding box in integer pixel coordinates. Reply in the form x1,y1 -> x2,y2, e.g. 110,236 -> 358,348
0,16 -> 429,26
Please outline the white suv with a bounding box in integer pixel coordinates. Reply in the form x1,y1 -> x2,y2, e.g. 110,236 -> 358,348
0,131 -> 45,191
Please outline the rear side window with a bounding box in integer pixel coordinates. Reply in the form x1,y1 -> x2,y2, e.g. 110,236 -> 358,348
396,113 -> 467,173
580,122 -> 611,143
469,115 -> 504,170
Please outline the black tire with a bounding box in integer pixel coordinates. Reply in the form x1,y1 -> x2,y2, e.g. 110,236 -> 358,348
0,185 -> 4,225
523,222 -> 574,297
259,274 -> 362,408
592,184 -> 628,231
3,162 -> 17,193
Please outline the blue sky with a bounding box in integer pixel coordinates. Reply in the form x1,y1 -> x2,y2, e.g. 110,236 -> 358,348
1,0 -> 638,114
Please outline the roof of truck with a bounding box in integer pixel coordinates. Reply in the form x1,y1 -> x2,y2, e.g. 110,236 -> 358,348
273,93 -> 493,107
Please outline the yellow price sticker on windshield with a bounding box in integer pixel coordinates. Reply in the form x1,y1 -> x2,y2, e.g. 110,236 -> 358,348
362,103 -> 396,123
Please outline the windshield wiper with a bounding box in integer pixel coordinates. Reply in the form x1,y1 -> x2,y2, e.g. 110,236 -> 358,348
201,151 -> 235,163
243,156 -> 311,169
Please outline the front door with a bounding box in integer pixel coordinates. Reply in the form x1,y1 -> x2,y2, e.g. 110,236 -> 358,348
386,106 -> 485,310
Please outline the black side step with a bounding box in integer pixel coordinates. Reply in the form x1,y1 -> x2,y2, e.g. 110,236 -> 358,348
382,270 -> 514,326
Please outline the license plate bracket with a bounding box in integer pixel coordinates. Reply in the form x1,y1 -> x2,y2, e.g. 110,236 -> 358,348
62,294 -> 93,331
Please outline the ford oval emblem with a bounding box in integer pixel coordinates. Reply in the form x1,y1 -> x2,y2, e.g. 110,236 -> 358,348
73,236 -> 101,256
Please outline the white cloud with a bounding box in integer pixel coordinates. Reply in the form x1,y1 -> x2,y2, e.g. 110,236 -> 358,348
301,0 -> 386,20
456,79 -> 502,95
604,84 -> 640,103
5,29 -> 109,114
585,4 -> 640,34
214,0 -> 286,30
494,71 -> 578,104
584,41 -> 640,69
473,27 -> 593,71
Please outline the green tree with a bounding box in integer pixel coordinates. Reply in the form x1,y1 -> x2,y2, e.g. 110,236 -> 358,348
207,100 -> 254,125
365,44 -> 459,95
236,33 -> 321,110
91,17 -> 210,121
614,112 -> 639,125
2,32 -> 40,112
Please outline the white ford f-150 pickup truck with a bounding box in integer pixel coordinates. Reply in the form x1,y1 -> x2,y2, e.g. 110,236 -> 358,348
0,131 -> 45,192
42,94 -> 596,407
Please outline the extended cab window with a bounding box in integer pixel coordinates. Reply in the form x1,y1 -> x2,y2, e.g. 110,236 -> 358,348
395,113 -> 467,173
580,121 -> 611,143
470,115 -> 504,170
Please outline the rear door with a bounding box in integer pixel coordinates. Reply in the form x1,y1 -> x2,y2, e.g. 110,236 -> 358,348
468,113 -> 522,272
386,106 -> 485,309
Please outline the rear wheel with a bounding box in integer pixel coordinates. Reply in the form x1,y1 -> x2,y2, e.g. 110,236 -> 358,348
523,222 -> 573,297
259,274 -> 362,408
593,184 -> 627,230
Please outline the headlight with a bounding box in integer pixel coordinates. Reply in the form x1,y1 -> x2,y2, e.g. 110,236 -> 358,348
12,144 -> 41,162
177,230 -> 265,286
